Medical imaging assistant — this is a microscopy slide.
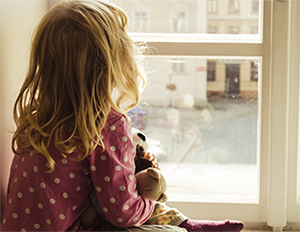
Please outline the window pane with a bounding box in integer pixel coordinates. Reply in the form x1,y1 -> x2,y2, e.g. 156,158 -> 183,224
129,56 -> 261,202
111,0 -> 261,35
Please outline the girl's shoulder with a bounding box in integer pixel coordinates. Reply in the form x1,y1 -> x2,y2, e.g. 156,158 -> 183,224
107,107 -> 129,123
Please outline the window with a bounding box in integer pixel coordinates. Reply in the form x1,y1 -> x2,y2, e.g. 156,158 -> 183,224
228,26 -> 239,34
75,0 -> 298,229
207,61 -> 216,81
252,0 -> 259,13
134,12 -> 148,32
172,12 -> 186,33
229,0 -> 239,14
208,0 -> 218,13
251,26 -> 259,34
207,26 -> 217,34
251,61 -> 258,81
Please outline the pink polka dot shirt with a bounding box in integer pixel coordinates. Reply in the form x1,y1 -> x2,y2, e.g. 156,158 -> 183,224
1,108 -> 154,231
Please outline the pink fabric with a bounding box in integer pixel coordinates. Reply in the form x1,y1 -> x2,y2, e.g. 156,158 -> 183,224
1,108 -> 154,231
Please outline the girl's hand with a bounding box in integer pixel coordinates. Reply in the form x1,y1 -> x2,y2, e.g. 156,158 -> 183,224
144,152 -> 159,169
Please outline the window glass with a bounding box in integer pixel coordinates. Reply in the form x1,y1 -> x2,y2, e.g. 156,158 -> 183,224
128,56 -> 261,202
111,0 -> 260,35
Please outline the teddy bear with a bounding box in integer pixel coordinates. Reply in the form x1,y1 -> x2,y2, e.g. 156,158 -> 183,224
132,131 -> 168,202
81,131 -> 168,229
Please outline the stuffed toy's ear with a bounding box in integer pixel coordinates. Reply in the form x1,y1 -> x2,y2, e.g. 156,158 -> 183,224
146,168 -> 160,180
157,193 -> 168,203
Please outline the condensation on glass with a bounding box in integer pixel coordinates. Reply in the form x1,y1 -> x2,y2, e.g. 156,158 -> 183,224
128,56 -> 261,202
111,0 -> 260,35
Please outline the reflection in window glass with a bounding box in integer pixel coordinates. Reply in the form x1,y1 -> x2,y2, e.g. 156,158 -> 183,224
128,56 -> 260,201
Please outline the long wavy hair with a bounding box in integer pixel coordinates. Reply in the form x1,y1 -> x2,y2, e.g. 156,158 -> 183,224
12,0 -> 146,172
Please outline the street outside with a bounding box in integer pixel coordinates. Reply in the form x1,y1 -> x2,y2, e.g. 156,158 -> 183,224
130,96 -> 259,200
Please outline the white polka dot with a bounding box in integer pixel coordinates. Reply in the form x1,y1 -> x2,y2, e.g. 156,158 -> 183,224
100,135 -> 104,139
101,155 -> 107,161
121,116 -> 125,121
72,206 -> 77,211
76,186 -> 81,192
91,165 -> 97,171
8,198 -> 12,204
17,192 -> 23,198
69,173 -> 75,178
21,228 -> 26,232
63,192 -> 68,198
104,176 -> 111,182
14,177 -> 18,183
110,197 -> 116,203
46,219 -> 51,225
123,157 -> 128,162
85,171 -> 90,175
60,214 -> 65,220
117,218 -> 123,223
129,175 -> 134,180
38,203 -> 43,209
124,205 -> 129,210
110,125 -> 115,131
34,223 -> 40,229
30,152 -> 33,156
133,193 -> 138,198
122,136 -> 128,142
54,178 -> 60,184
23,171 -> 27,177
96,186 -> 102,192
77,154 -> 84,159
2,218 -> 6,224
61,158 -> 68,164
103,207 -> 108,212
119,186 -> 126,191
50,198 -> 55,204
22,157 -> 25,162
110,146 -> 116,151
40,182 -> 46,189
15,164 -> 18,169
12,213 -> 18,219
25,208 -> 30,214
115,165 -> 121,171
33,166 -> 38,172
133,217 -> 138,222
46,162 -> 50,168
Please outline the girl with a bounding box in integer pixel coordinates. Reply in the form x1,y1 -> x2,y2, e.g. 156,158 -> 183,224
1,0 -> 243,231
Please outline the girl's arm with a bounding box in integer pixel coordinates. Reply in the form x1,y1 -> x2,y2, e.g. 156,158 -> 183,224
90,111 -> 154,228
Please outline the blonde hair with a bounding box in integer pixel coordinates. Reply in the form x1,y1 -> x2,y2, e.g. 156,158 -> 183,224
12,0 -> 146,172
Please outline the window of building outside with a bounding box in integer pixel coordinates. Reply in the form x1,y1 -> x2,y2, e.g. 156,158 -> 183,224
228,26 -> 239,34
49,0 -> 300,229
252,0 -> 259,13
134,12 -> 148,32
207,26 -> 217,34
208,0 -> 217,13
229,0 -> 239,13
173,12 -> 186,33
251,61 -> 259,81
207,61 -> 216,81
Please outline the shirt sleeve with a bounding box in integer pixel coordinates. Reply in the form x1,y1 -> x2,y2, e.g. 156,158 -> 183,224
89,112 -> 154,228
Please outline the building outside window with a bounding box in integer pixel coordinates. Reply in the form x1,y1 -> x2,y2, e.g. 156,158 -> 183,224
252,0 -> 259,13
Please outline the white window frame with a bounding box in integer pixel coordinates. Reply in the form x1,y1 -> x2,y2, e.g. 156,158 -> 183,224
130,0 -> 300,231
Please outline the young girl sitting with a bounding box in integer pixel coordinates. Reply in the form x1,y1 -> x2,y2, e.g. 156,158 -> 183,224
1,1 -> 243,231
